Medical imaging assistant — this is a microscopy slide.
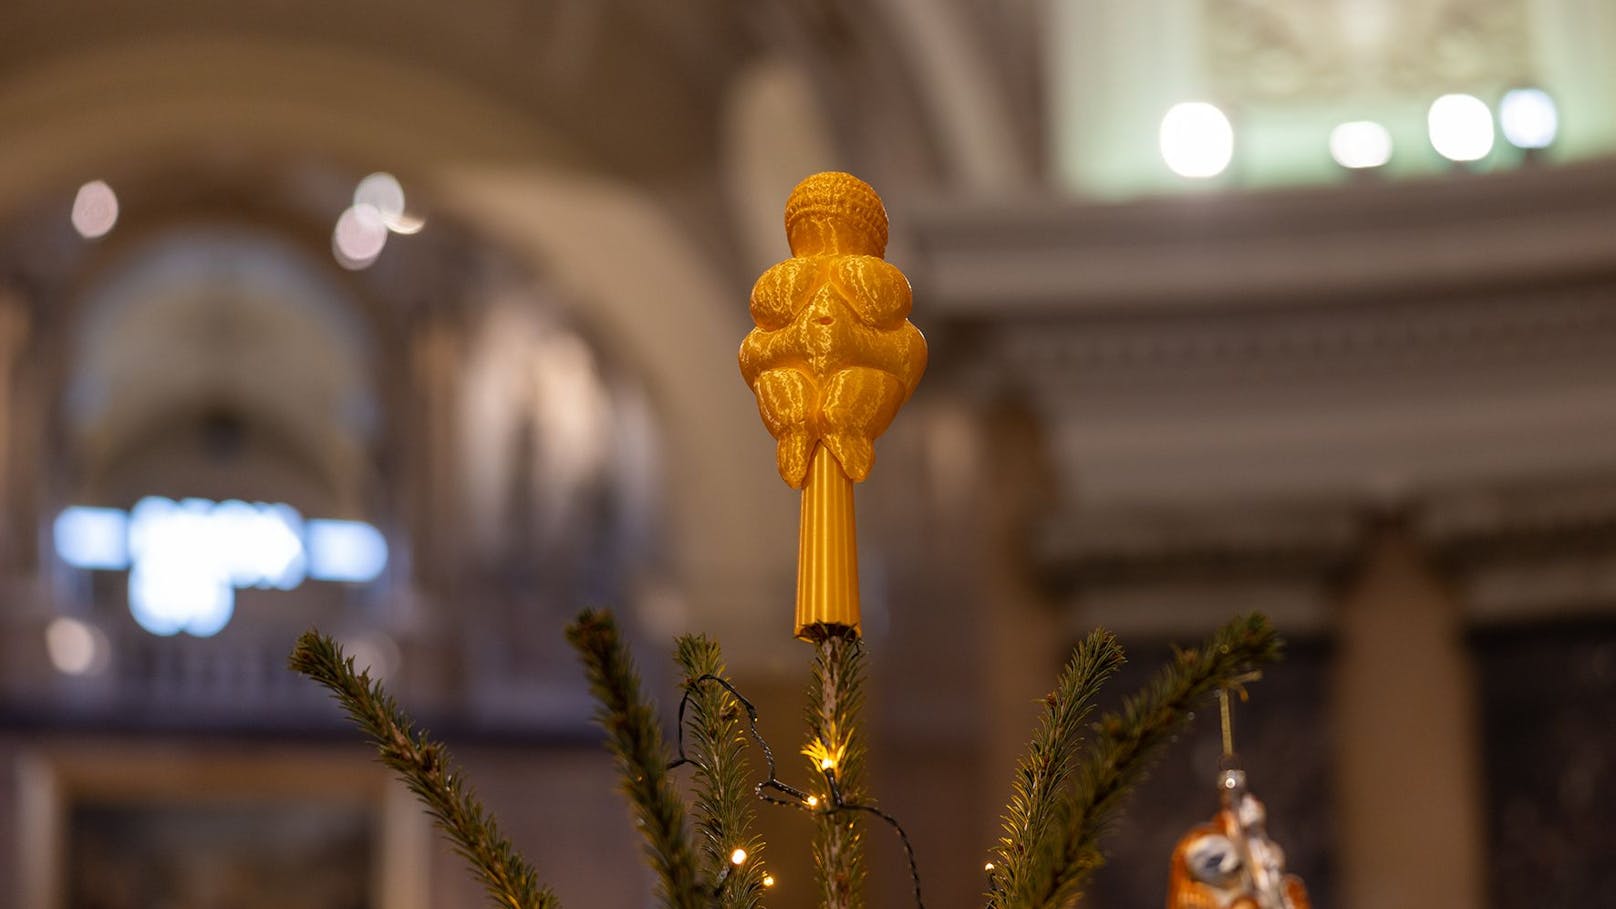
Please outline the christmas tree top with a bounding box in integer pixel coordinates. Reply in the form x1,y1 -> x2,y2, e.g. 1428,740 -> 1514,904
290,173 -> 1283,909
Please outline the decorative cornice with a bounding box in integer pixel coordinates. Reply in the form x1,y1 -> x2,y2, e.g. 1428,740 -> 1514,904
908,159 -> 1616,314
1036,474 -> 1616,628
906,162 -> 1616,633
986,279 -> 1616,395
1422,474 -> 1616,622
1039,499 -> 1361,590
1036,497 -> 1359,636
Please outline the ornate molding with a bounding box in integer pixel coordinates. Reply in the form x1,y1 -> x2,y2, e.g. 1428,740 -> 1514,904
1205,0 -> 1533,100
908,164 -> 1616,631
1037,498 -> 1360,637
909,160 -> 1616,313
988,279 -> 1616,394
1035,473 -> 1616,632
1422,474 -> 1616,622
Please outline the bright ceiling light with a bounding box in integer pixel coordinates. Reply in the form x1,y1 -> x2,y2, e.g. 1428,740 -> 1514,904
1428,94 -> 1494,163
1160,102 -> 1234,179
1329,121 -> 1393,169
1499,88 -> 1558,150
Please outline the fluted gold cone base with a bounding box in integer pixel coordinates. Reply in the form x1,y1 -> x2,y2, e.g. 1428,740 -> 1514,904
795,444 -> 860,639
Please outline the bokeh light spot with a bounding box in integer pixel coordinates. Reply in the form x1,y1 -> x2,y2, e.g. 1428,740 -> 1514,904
71,180 -> 119,239
1160,102 -> 1234,179
46,617 -> 106,676
1500,88 -> 1558,150
1330,121 -> 1393,169
333,204 -> 388,269
1428,94 -> 1495,163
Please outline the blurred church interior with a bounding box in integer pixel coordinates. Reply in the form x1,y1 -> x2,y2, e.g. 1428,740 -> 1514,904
1,2 -> 1614,907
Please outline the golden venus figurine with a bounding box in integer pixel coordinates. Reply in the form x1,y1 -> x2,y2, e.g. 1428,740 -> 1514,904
739,172 -> 927,639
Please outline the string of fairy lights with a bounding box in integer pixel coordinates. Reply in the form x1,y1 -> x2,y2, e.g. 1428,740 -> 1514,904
669,673 -> 927,909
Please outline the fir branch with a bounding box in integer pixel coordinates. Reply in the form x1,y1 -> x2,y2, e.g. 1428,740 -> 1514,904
674,635 -> 766,909
804,625 -> 867,909
288,630 -> 558,909
1015,614 -> 1282,909
566,610 -> 705,909
988,629 -> 1125,908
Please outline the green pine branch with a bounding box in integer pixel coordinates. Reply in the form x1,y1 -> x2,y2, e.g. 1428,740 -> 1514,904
1009,613 -> 1282,909
674,635 -> 766,908
293,608 -> 1287,909
988,629 -> 1125,908
803,625 -> 867,909
288,630 -> 558,909
566,610 -> 706,909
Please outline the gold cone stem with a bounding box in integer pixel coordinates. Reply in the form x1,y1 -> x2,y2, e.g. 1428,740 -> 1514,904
796,444 -> 860,639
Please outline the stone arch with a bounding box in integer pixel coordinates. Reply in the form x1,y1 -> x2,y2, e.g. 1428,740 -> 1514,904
0,36 -> 796,658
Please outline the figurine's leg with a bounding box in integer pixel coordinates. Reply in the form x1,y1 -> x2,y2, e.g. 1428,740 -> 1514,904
819,366 -> 903,482
753,367 -> 817,488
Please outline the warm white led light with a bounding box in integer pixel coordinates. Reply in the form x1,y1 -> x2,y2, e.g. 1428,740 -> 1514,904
730,848 -> 748,866
1428,94 -> 1494,162
1160,102 -> 1234,178
1499,88 -> 1558,149
1329,121 -> 1393,169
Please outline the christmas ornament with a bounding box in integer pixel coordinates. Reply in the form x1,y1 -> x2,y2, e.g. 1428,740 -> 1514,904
1167,689 -> 1310,909
738,171 -> 927,639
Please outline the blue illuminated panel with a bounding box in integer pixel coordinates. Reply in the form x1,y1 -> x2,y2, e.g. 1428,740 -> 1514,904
54,498 -> 388,637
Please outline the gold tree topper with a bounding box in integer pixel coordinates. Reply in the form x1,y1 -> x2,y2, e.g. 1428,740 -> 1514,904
739,172 -> 927,638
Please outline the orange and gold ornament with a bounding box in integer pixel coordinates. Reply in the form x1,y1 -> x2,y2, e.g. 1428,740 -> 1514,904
1167,766 -> 1311,909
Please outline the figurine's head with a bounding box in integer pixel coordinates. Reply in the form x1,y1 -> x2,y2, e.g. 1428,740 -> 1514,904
785,172 -> 889,257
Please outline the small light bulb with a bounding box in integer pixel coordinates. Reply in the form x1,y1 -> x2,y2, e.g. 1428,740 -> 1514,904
730,847 -> 748,866
819,757 -> 836,771
984,862 -> 995,872
762,874 -> 776,888
806,795 -> 820,808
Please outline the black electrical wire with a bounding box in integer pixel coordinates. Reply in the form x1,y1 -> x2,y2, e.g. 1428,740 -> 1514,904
670,673 -> 926,909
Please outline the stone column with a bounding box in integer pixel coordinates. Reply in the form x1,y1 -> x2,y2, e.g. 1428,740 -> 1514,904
1333,518 -> 1484,909
407,317 -> 463,596
860,387 -> 1065,909
0,290 -> 30,571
